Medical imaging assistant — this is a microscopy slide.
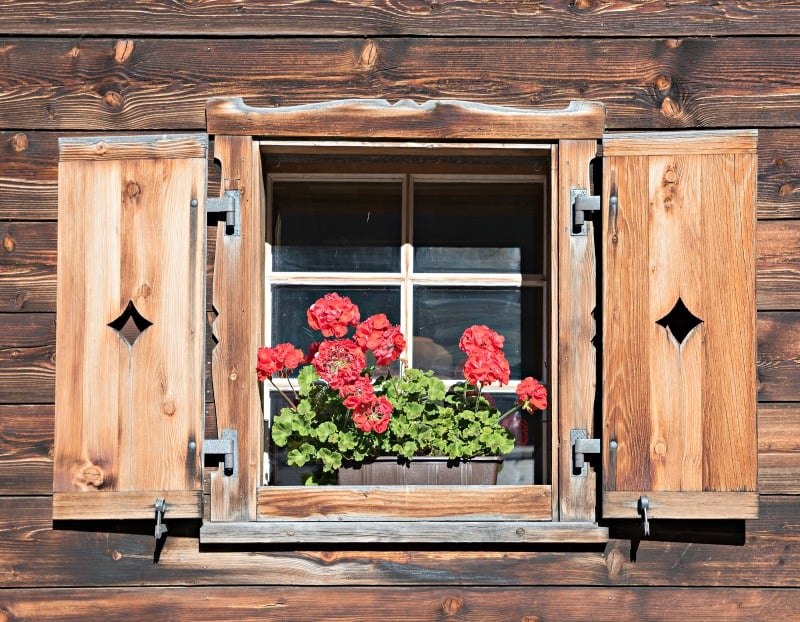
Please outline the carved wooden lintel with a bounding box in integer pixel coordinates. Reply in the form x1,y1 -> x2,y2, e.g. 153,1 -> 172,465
207,97 -> 605,140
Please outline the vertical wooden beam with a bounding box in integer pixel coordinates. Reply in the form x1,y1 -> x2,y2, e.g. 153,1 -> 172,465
209,136 -> 265,522
557,139 -> 598,522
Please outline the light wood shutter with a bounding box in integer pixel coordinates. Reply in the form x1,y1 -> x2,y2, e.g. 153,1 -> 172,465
601,130 -> 758,520
53,135 -> 207,520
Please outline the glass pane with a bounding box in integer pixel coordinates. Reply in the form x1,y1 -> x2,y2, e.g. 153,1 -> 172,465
413,286 -> 543,380
267,391 -> 316,486
271,285 -> 402,356
272,180 -> 402,272
413,181 -> 545,274
488,392 -> 549,485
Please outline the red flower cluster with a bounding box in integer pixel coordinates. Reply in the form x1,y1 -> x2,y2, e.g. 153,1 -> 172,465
312,339 -> 367,390
516,376 -> 548,412
307,293 -> 360,338
256,343 -> 305,381
354,313 -> 406,367
459,325 -> 510,386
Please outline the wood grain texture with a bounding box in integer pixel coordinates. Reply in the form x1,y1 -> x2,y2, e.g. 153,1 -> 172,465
759,404 -> 800,494
209,136 -> 265,522
0,405 -> 53,495
207,97 -> 605,138
1,1 -> 799,37
2,131 -> 798,221
2,586 -> 800,621
757,312 -> 800,402
0,221 -> 57,312
1,38 -> 800,131
54,136 -> 206,517
602,133 -> 757,513
201,520 -> 608,544
2,495 -> 800,588
757,220 -> 800,310
557,139 -> 598,522
257,485 -> 551,521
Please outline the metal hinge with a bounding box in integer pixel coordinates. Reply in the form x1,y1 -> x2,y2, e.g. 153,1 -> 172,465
571,188 -> 600,236
201,189 -> 241,236
571,429 -> 601,476
203,428 -> 238,476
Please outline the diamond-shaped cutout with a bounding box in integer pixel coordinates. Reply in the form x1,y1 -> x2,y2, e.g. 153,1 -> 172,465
656,297 -> 702,346
108,300 -> 153,347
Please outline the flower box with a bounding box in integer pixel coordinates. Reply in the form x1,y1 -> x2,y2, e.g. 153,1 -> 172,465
337,455 -> 502,486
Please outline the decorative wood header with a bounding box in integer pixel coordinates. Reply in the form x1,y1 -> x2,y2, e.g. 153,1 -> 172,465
206,97 -> 605,140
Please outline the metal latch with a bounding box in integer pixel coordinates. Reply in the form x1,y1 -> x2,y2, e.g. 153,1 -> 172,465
571,188 -> 600,236
638,495 -> 651,536
571,429 -> 601,476
154,498 -> 168,541
201,189 -> 241,236
203,428 -> 238,476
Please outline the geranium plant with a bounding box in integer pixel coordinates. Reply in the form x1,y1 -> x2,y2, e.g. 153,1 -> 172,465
258,292 -> 548,484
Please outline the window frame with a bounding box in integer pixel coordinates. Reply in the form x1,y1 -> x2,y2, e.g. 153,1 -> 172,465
201,98 -> 609,543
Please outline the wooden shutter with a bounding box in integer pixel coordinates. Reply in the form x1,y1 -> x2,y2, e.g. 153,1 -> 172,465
601,130 -> 758,520
53,135 -> 207,520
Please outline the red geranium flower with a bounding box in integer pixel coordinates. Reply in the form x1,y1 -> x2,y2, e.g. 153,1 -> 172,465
354,313 -> 406,367
303,341 -> 320,365
339,376 -> 376,410
307,293 -> 360,338
516,376 -> 548,411
312,339 -> 367,389
256,343 -> 305,381
351,395 -> 393,434
463,349 -> 510,386
458,324 -> 505,355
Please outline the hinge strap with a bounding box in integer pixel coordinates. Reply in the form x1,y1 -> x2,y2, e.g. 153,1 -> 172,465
571,188 -> 601,236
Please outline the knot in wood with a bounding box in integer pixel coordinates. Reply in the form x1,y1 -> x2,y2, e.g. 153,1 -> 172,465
126,181 -> 141,198
779,183 -> 799,197
660,97 -> 681,118
11,132 -> 28,151
114,39 -> 135,63
137,283 -> 152,299
111,550 -> 123,561
572,0 -> 594,9
441,596 -> 463,615
358,41 -> 378,69
3,234 -> 15,253
103,91 -> 124,110
77,464 -> 105,489
664,168 -> 678,185
162,399 -> 177,416
605,546 -> 625,578
654,75 -> 672,92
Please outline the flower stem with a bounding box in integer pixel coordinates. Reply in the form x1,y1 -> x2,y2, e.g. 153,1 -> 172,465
269,379 -> 297,408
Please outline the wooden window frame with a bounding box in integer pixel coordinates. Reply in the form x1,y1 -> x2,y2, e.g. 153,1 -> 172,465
201,98 -> 609,543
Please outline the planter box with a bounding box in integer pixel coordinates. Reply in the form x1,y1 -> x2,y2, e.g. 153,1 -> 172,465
337,456 -> 502,485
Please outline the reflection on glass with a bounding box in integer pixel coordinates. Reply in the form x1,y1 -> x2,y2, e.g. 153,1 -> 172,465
413,182 -> 545,274
271,285 -> 401,358
413,287 -> 543,380
267,391 -> 316,486
272,181 -> 402,272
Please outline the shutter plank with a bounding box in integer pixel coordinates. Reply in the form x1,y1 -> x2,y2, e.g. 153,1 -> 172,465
602,131 -> 758,520
54,135 -> 206,520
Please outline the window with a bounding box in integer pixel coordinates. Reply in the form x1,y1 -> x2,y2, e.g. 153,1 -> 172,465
53,100 -> 759,544
265,162 -> 551,487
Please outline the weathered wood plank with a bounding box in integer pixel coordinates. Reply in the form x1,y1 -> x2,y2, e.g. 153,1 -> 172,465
2,130 -> 799,221
757,220 -> 800,310
0,405 -> 53,495
207,97 -> 605,138
4,586 -> 800,622
201,521 -> 608,544
757,312 -> 800,402
0,221 -> 57,311
2,38 -> 800,131
257,485 -> 551,521
1,1 -> 799,37
3,496 -> 800,588
758,404 -> 800,495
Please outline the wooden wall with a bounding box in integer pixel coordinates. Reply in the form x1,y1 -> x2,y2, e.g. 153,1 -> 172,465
2,2 -> 800,619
